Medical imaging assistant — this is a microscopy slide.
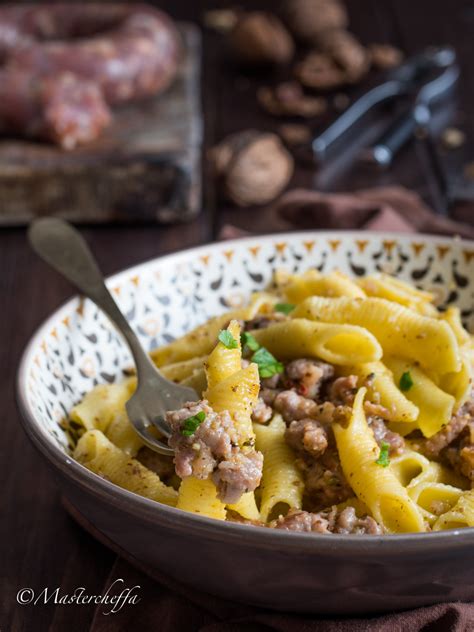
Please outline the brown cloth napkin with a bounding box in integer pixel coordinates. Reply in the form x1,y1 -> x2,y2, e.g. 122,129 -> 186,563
219,186 -> 474,239
60,500 -> 474,632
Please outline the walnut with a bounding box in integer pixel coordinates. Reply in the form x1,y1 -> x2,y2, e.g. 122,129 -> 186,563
230,12 -> 295,66
203,9 -> 239,33
318,30 -> 370,83
258,81 -> 327,117
369,43 -> 404,69
297,30 -> 369,89
285,0 -> 348,42
209,130 -> 294,206
295,51 -> 346,90
278,123 -> 312,146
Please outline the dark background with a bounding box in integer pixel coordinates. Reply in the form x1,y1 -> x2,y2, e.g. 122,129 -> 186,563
2,1 -> 473,630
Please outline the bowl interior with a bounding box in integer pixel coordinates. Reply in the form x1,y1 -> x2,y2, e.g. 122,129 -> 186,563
21,232 -> 474,454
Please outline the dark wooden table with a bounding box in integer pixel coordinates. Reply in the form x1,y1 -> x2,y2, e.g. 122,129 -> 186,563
2,1 -> 473,630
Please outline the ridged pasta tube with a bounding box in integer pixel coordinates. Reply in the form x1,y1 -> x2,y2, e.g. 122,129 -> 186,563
293,296 -> 461,375
333,388 -> 425,533
150,311 -> 245,367
205,364 -> 260,444
151,295 -> 267,366
159,355 -> 207,382
74,430 -> 177,506
254,415 -> 304,522
104,410 -> 144,456
176,476 -> 227,520
385,358 -> 455,438
227,492 -> 260,521
433,490 -> 474,531
251,319 -> 382,366
283,269 -> 366,303
205,320 -> 241,391
340,361 -> 419,422
408,482 -> 464,527
69,377 -> 135,433
357,273 -> 434,310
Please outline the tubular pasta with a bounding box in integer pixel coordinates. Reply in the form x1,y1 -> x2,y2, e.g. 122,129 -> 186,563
251,319 -> 382,366
254,414 -> 304,522
74,430 -> 177,506
385,357 -> 455,438
333,388 -> 425,533
340,361 -> 419,422
433,490 -> 474,531
293,296 -> 461,375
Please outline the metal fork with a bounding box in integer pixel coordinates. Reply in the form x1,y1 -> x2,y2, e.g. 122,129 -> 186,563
28,218 -> 198,456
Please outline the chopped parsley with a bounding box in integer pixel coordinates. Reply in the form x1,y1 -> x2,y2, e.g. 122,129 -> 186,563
181,411 -> 206,437
251,346 -> 284,379
274,302 -> 295,315
375,441 -> 390,467
218,329 -> 238,349
240,331 -> 260,352
399,371 -> 414,392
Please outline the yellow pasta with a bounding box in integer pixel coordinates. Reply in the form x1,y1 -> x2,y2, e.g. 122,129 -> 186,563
441,307 -> 471,346
293,296 -> 461,375
159,355 -> 207,383
151,293 -> 270,366
69,377 -> 135,433
439,349 -> 473,410
385,357 -> 455,437
180,367 -> 207,396
254,415 -> 304,522
389,450 -> 435,488
357,273 -> 434,310
176,476 -> 227,520
251,319 -> 382,366
205,320 -> 241,391
333,388 -> 425,533
408,482 -> 464,527
205,364 -> 260,443
433,490 -> 474,531
104,409 -> 144,456
340,361 -> 419,422
227,492 -> 260,521
74,430 -> 177,506
178,324 -> 260,519
282,269 -> 366,303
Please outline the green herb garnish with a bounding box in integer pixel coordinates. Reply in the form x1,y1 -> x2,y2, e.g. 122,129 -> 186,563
218,329 -> 238,349
274,303 -> 295,315
399,371 -> 414,392
251,346 -> 284,379
181,411 -> 206,437
240,331 -> 260,353
375,441 -> 390,467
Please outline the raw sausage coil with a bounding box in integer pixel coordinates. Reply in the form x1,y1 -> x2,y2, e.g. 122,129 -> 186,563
0,3 -> 181,148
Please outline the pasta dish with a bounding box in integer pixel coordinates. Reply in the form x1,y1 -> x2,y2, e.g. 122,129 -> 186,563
67,270 -> 474,535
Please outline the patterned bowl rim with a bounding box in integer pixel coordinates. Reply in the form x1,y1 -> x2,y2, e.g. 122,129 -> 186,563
16,230 -> 474,551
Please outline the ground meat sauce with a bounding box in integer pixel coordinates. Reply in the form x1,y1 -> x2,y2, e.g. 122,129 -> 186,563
0,3 -> 180,147
272,506 -> 383,535
167,400 -> 263,504
368,415 -> 405,456
418,395 -> 474,481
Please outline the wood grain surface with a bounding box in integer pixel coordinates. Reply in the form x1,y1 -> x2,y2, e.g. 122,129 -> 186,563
1,1 -> 472,630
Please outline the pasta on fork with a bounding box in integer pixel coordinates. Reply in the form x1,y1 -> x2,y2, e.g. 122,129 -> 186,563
70,269 -> 474,535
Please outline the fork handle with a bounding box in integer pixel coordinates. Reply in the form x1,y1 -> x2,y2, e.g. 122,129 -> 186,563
28,218 -> 164,384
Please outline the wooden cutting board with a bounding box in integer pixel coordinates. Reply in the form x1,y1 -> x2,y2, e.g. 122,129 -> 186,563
0,23 -> 201,225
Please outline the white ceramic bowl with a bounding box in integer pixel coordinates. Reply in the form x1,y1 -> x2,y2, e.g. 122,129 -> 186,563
17,232 -> 474,614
